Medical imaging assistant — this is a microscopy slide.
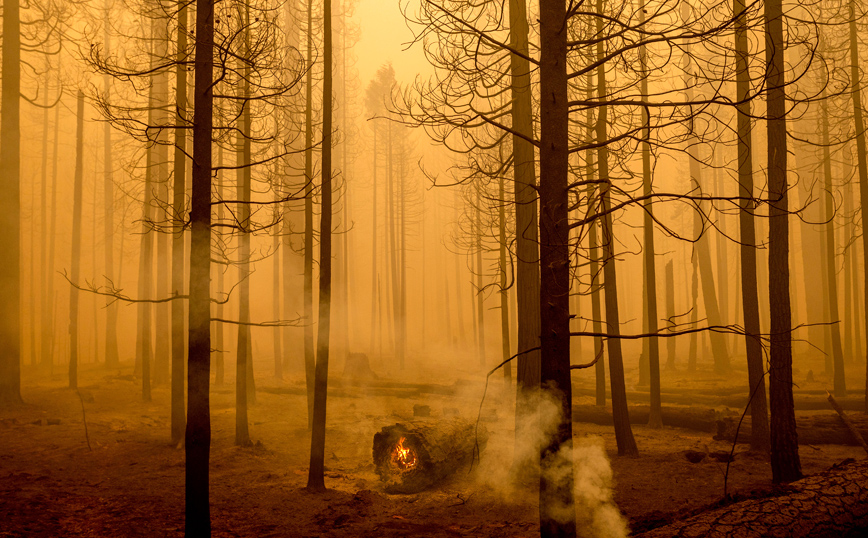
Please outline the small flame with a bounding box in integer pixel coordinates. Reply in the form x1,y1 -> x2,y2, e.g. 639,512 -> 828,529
392,437 -> 417,470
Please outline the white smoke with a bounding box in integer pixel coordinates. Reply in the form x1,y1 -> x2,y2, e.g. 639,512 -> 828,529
475,388 -> 629,538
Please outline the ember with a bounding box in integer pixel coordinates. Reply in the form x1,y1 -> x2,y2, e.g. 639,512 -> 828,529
391,437 -> 417,470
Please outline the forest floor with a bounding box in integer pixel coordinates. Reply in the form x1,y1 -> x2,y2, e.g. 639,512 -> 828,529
2,356 -> 867,537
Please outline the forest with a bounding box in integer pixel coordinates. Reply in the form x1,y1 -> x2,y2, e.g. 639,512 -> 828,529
2,0 -> 868,536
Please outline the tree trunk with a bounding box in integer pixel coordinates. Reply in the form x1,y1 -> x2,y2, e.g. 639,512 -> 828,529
639,0 -> 661,429
214,146 -> 225,386
185,0 -> 214,528
597,0 -> 638,457
585,71 -> 605,407
637,459 -> 868,538
103,3 -> 120,368
68,92 -> 85,391
235,10 -> 252,447
154,16 -> 171,386
307,0 -> 333,493
682,1 -> 729,374
0,0 -> 21,404
509,0 -> 542,460
734,0 -> 769,454
499,171 -> 511,382
819,93 -> 846,397
171,1 -> 188,445
847,0 -> 868,413
665,260 -> 676,370
538,1 -> 576,535
475,187 -> 485,368
766,0 -> 801,483
369,127 -> 378,354
303,0 -> 316,428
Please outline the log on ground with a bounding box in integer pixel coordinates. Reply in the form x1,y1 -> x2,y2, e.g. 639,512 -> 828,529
716,414 -> 868,446
372,418 -> 485,494
637,458 -> 868,537
572,405 -> 723,432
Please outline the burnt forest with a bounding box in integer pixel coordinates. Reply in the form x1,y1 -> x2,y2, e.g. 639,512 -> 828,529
2,0 -> 868,536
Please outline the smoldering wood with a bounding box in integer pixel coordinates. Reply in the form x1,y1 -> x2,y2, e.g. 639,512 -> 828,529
637,459 -> 868,537
372,419 -> 485,494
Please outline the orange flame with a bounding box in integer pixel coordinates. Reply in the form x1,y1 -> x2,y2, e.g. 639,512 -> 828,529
392,437 -> 417,470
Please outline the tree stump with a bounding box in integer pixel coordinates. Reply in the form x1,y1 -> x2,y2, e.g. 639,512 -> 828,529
637,459 -> 868,537
372,418 -> 484,493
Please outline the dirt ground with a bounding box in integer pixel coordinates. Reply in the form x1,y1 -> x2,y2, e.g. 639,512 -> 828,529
2,359 -> 865,538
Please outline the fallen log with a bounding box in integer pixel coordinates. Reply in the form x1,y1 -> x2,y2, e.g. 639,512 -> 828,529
572,405 -> 724,432
637,458 -> 868,537
372,418 -> 484,494
716,413 -> 868,446
827,392 -> 868,455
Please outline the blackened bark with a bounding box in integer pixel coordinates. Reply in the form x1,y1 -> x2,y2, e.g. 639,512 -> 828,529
0,0 -> 22,404
68,92 -> 85,391
185,0 -> 214,530
307,0 -> 333,493
509,0 -> 542,447
538,1 -> 576,536
734,0 -> 769,454
597,0 -> 638,457
171,1 -> 188,445
766,0 -> 801,483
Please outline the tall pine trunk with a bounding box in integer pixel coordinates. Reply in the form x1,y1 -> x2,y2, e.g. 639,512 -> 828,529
171,2 -> 189,445
68,92 -> 85,391
766,0 -> 801,483
303,0 -> 316,427
185,0 -> 214,527
639,0 -> 662,428
0,0 -> 21,403
308,0 -> 333,493
597,0 -> 637,456
235,8 -> 253,446
847,0 -> 868,412
509,0 -> 542,466
538,1 -> 576,535
735,0 -> 769,453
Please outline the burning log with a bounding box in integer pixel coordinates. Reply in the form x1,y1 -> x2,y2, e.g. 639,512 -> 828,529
372,418 -> 484,493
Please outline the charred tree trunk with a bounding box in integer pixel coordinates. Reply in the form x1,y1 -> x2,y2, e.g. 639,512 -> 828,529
766,0 -> 801,483
0,0 -> 22,404
734,0 -> 769,453
68,92 -> 85,391
639,0 -> 661,429
538,1 -> 577,535
307,0 -> 333,493
170,1 -> 188,446
185,0 -> 214,529
102,3 -> 120,368
303,0 -> 316,428
509,0 -> 542,462
597,0 -> 638,457
235,11 -> 253,446
847,0 -> 868,413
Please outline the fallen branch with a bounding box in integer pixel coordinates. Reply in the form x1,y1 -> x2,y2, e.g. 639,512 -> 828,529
827,391 -> 868,455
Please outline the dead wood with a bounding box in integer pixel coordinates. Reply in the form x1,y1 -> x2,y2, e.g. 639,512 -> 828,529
572,404 -> 722,432
716,413 -> 868,446
827,392 -> 868,455
372,418 -> 485,494
637,458 -> 868,537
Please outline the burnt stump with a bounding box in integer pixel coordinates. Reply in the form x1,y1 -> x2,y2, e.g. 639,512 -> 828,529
372,418 -> 484,494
